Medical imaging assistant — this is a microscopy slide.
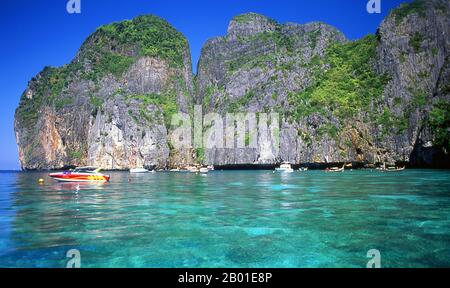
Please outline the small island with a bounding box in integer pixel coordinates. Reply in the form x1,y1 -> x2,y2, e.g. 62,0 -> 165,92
14,0 -> 450,171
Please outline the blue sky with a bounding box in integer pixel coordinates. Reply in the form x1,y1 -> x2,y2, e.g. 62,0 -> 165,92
0,0 -> 410,170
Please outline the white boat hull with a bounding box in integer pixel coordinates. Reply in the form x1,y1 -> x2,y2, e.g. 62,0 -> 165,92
130,168 -> 149,173
276,168 -> 294,173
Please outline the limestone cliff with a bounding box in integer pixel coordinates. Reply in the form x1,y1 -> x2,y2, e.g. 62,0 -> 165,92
14,15 -> 193,170
196,14 -> 349,165
376,0 -> 450,167
196,1 -> 450,167
14,1 -> 450,170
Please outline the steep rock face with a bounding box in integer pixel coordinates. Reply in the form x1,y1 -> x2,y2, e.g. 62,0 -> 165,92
376,0 -> 450,166
196,1 -> 450,167
197,13 -> 347,165
14,1 -> 450,170
14,15 -> 193,170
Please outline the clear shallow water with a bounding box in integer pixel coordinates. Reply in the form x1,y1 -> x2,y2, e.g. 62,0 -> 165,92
0,169 -> 449,268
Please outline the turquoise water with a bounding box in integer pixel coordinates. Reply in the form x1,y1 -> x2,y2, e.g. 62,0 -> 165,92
0,169 -> 449,268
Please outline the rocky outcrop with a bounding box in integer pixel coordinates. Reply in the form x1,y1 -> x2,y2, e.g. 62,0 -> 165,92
375,0 -> 450,167
14,1 -> 450,170
196,1 -> 450,167
196,14 -> 347,165
14,15 -> 193,170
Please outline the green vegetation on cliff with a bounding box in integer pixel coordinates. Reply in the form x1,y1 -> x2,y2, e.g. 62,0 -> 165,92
82,51 -> 134,82
228,89 -> 256,112
126,92 -> 178,126
429,101 -> 450,150
225,17 -> 301,74
410,32 -> 424,53
16,15 -> 188,128
195,148 -> 205,164
233,14 -> 258,24
232,13 -> 277,26
391,0 -> 427,25
16,66 -> 70,126
78,15 -> 188,82
288,35 -> 390,121
93,15 -> 188,68
89,96 -> 104,117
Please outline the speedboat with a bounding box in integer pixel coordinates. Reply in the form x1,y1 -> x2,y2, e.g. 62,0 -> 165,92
49,167 -> 110,182
130,168 -> 149,173
199,167 -> 209,174
276,162 -> 294,173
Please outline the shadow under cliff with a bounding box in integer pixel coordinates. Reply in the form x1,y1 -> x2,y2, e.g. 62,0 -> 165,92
410,139 -> 450,169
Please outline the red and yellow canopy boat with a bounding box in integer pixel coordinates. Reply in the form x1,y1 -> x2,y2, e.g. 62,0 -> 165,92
49,167 -> 110,182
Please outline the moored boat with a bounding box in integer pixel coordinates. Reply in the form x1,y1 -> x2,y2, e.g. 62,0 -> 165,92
382,166 -> 406,172
130,168 -> 149,173
377,163 -> 406,172
276,162 -> 294,173
187,166 -> 200,173
326,164 -> 345,173
49,167 -> 110,182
